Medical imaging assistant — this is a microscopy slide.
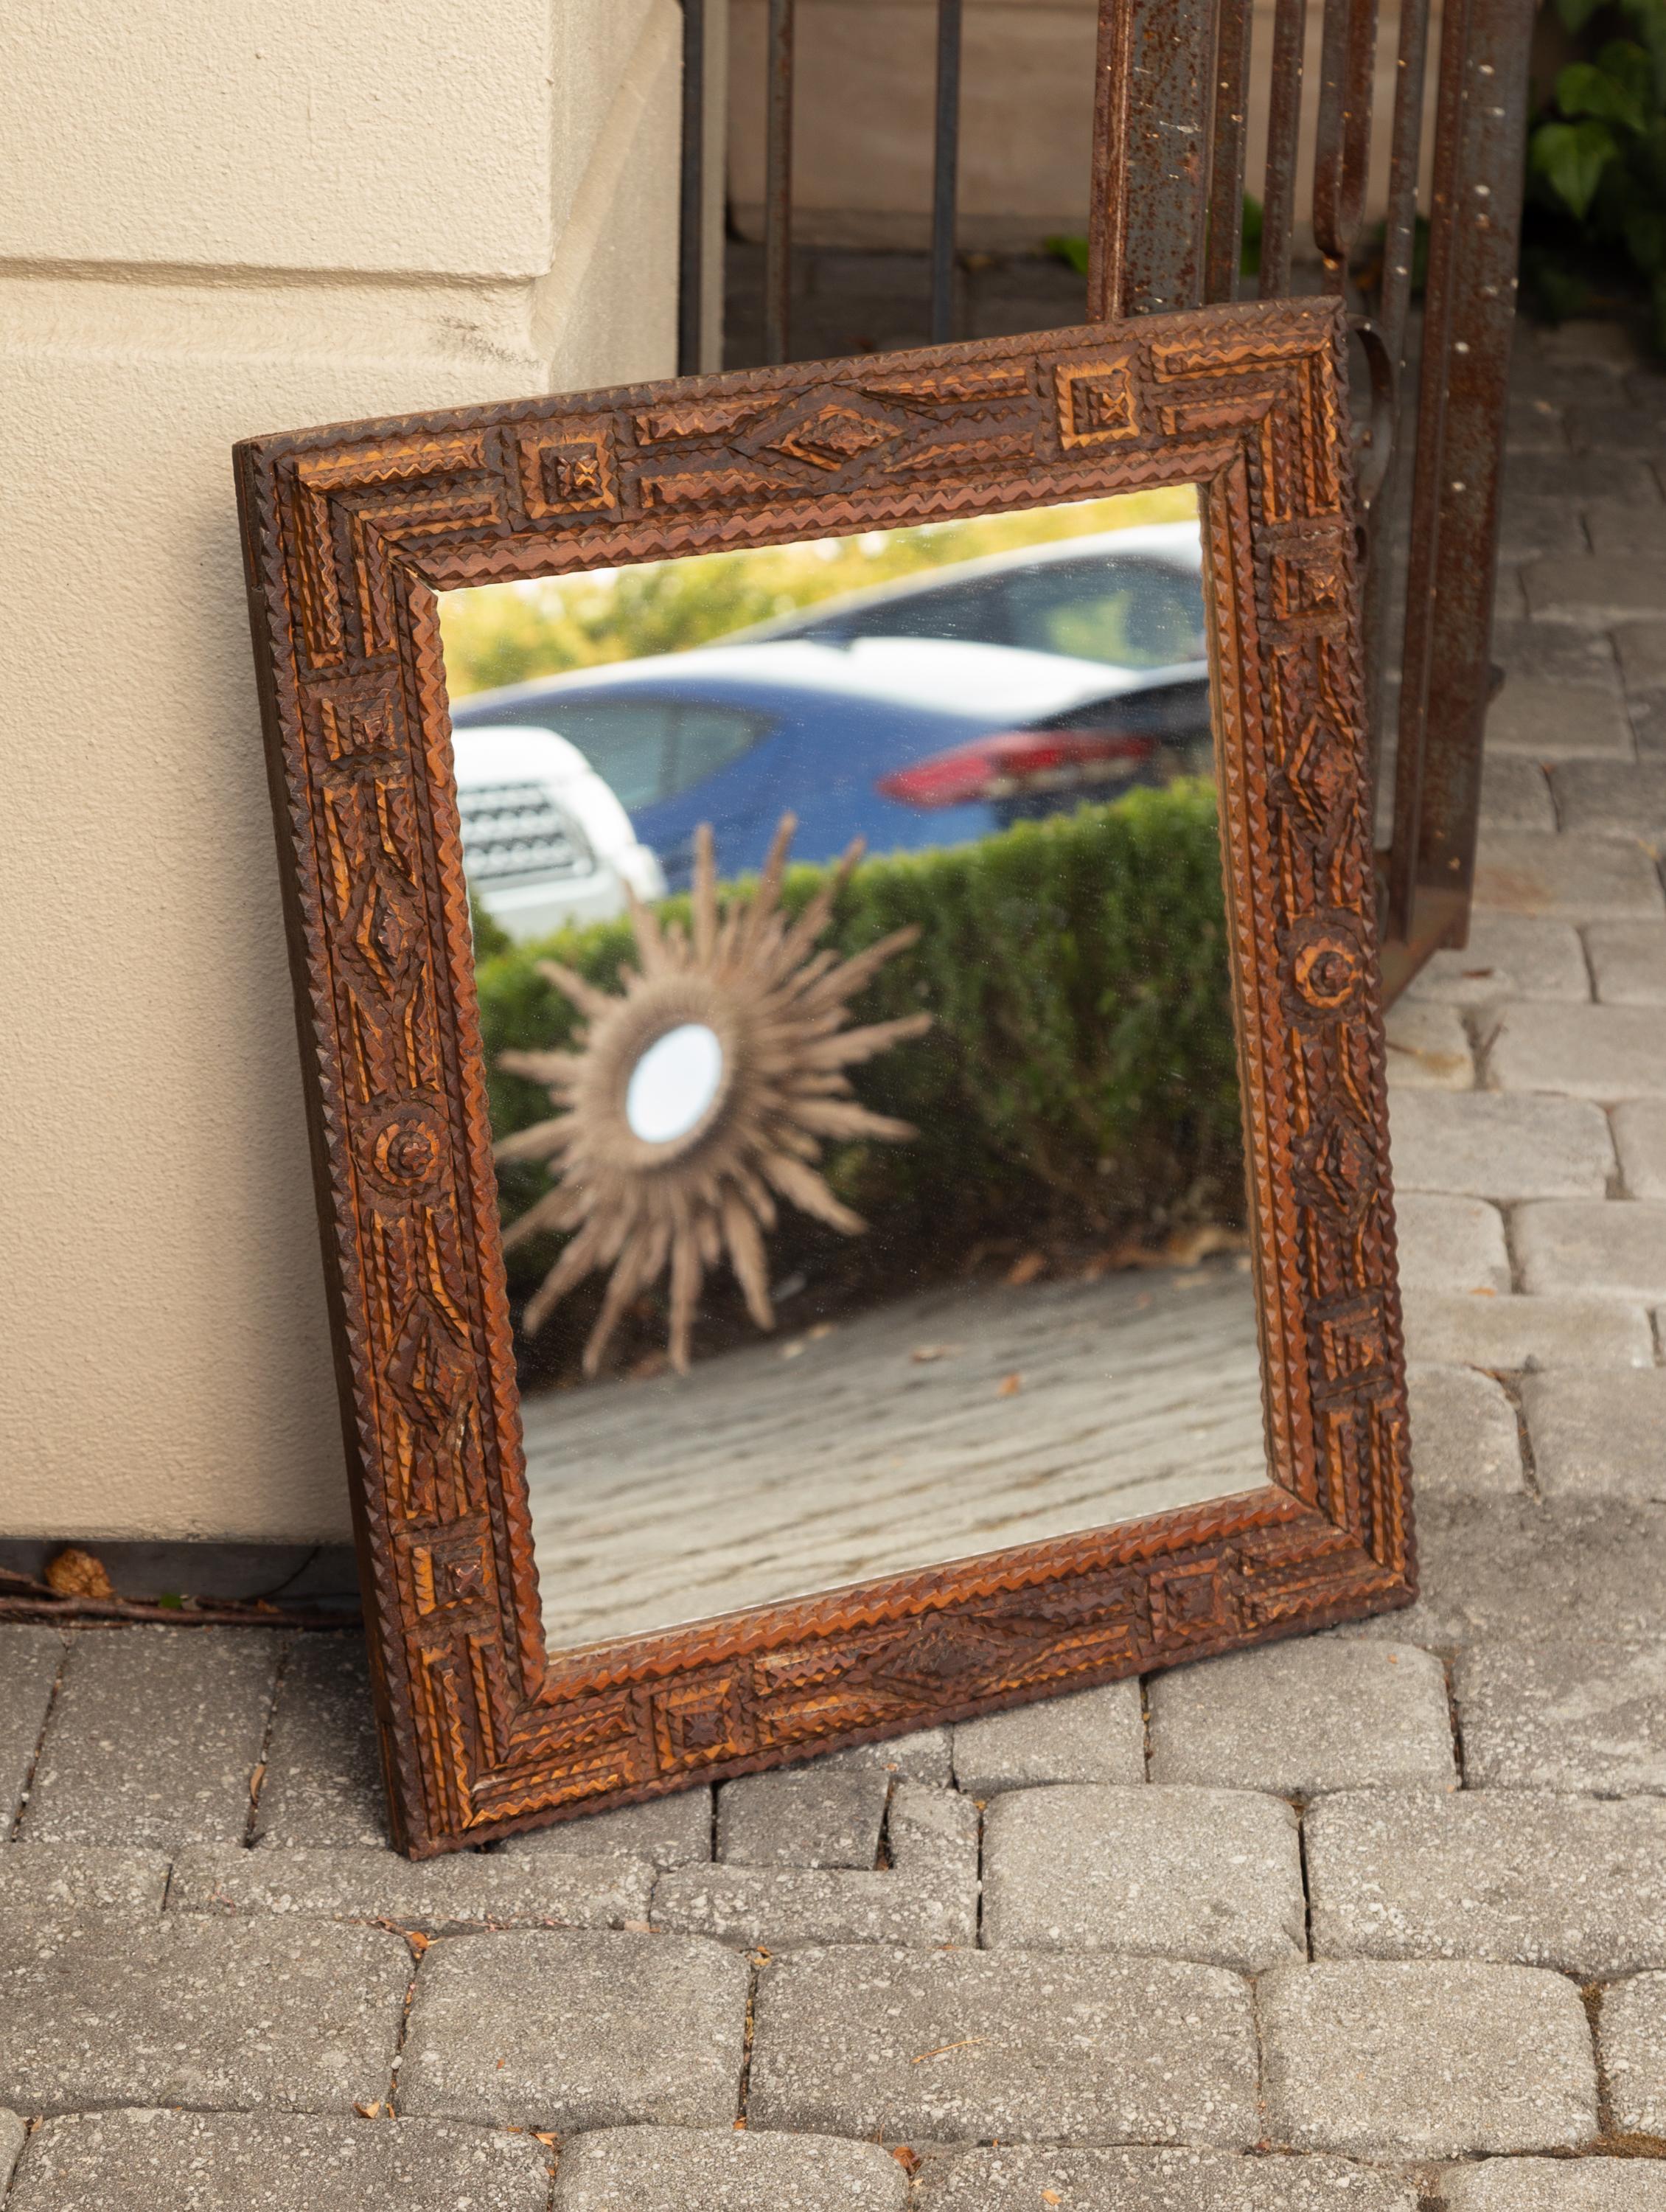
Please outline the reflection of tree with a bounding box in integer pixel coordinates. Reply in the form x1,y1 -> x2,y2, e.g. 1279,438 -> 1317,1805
439,487 -> 1196,698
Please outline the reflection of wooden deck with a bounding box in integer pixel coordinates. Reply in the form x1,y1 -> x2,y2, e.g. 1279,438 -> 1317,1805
520,1261 -> 1269,1652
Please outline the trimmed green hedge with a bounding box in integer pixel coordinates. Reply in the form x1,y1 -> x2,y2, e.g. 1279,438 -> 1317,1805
475,786 -> 1241,1374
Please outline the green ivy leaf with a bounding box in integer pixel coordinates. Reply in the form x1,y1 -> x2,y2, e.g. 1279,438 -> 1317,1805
1531,115 -> 1623,216
1555,58 -> 1647,130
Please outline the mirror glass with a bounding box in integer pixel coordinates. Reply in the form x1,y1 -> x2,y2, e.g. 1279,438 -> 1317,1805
441,487 -> 1269,1653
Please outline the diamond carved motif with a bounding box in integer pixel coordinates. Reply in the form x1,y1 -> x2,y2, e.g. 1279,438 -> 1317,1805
351,874 -> 414,994
1285,709 -> 1354,837
767,403 -> 899,470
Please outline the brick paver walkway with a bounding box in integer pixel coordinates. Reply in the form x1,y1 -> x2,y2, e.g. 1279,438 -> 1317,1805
4,326 -> 1665,2210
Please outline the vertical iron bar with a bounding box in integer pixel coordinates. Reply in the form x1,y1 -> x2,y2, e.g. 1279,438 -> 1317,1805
1205,0 -> 1254,303
930,0 -> 965,344
1311,0 -> 1381,292
1389,0 -> 1535,944
1089,0 -> 1221,317
1258,0 -> 1308,296
677,0 -> 707,378
763,0 -> 796,366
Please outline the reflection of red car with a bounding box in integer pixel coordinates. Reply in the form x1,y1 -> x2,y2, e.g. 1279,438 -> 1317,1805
877,669 -> 1212,818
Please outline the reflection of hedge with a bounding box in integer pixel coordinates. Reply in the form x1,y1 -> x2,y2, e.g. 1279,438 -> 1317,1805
475,786 -> 1241,1357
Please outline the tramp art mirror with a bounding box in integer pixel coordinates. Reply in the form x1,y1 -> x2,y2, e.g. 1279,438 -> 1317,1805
236,294 -> 1415,1859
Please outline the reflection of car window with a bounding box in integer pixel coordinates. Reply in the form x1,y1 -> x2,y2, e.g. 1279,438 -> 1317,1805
668,706 -> 768,799
843,576 -> 1012,647
1001,559 -> 1206,669
521,700 -> 675,808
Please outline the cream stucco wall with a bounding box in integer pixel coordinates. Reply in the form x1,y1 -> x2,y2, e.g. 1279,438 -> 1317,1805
1,2 -> 683,1543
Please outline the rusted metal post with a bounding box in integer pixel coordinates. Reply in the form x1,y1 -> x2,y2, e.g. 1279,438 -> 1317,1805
763,0 -> 796,366
1089,0 -> 1221,317
931,0 -> 966,343
1389,0 -> 1536,952
677,0 -> 708,378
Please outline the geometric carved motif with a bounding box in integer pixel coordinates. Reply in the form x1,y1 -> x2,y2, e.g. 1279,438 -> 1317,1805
236,295 -> 1413,1856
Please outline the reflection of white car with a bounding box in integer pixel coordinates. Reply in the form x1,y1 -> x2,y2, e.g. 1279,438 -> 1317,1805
452,723 -> 666,944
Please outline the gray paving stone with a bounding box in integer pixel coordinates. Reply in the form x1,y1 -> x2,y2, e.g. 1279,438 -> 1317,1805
1516,1200 -> 1666,1300
747,1944 -> 1259,2146
1385,1001 -> 1475,1089
172,1841 -> 654,1930
21,1627 -> 278,1848
1364,1495 -> 1666,1649
1439,2158 -> 1666,2212
1407,916 -> 1583,1013
1488,683 -> 1637,759
1473,832 -> 1665,920
916,2147 -> 1420,2212
1411,921 -> 1589,1013
0,1844 -> 168,1914
1506,395 -> 1571,452
1479,755 -> 1558,829
1146,1641 -> 1455,1797
1588,919 -> 1666,1004
253,1633 -> 386,1848
1587,499 -> 1666,551
1489,1003 -> 1666,1098
1395,1193 -> 1512,1293
1497,499 -> 1589,568
400,1927 -> 747,2129
552,2126 -> 909,2210
982,1784 -> 1302,1971
1390,1091 -> 1613,1200
0,2110 -> 21,2196
1494,622 -> 1623,690
500,1786 -> 713,1868
0,1912 -> 408,2115
815,1728 -> 954,1783
951,1677 -> 1144,1795
1568,404 -> 1666,458
1308,1788 -> 1666,1973
1524,555 -> 1666,625
1600,1971 -> 1666,2136
7,2109 -> 552,2212
1556,766 -> 1666,844
1457,1638 -> 1666,1791
0,1628 -> 63,1832
1615,1099 -> 1666,1196
652,1781 -> 977,1950
1259,1958 -> 1597,2155
718,1764 -> 888,1868
1401,1289 -> 1653,1370
1407,1366 -> 1525,1496
1620,627 -> 1666,694
1524,1368 -> 1666,1501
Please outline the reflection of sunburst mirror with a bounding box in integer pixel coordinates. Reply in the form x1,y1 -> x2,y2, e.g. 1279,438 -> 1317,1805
495,814 -> 929,1372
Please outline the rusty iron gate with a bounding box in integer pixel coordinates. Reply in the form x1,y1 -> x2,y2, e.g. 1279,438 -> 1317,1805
676,0 -> 1540,993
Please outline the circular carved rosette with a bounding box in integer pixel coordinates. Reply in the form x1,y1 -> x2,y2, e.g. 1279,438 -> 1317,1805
363,1106 -> 446,1194
1280,913 -> 1371,1027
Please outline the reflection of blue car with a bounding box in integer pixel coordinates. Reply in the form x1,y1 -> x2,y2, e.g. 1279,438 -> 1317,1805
450,524 -> 1208,888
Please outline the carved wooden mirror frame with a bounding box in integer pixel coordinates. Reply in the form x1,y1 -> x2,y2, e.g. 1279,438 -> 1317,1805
236,293 -> 1414,1859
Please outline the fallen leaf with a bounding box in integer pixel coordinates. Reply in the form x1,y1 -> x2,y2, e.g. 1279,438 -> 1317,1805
1469,1285 -> 1498,1297
997,1373 -> 1022,1397
248,1762 -> 265,1804
891,2146 -> 922,2173
405,1930 -> 431,1955
1165,1222 -> 1251,1267
912,2037 -> 986,2063
910,1343 -> 964,1364
353,2101 -> 387,2119
1043,2194 -> 1063,2206
622,1919 -> 654,1934
43,1546 -> 114,1600
1006,1251 -> 1048,1286
531,2132 -> 558,2147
